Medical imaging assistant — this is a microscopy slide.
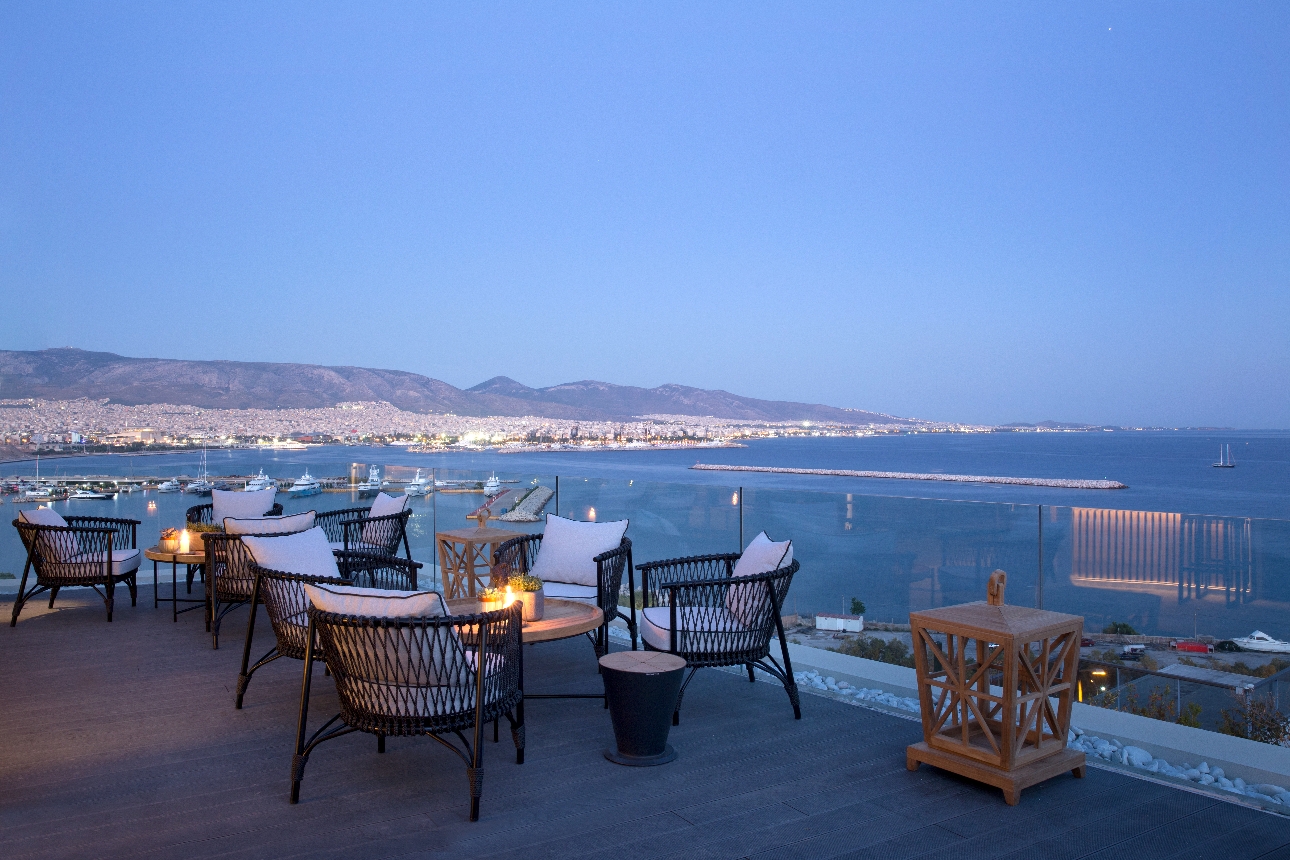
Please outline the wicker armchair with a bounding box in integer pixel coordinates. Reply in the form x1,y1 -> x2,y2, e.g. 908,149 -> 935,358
315,505 -> 413,559
636,552 -> 801,724
11,514 -> 140,625
492,533 -> 637,657
187,502 -> 284,526
236,553 -> 421,708
291,601 -> 525,821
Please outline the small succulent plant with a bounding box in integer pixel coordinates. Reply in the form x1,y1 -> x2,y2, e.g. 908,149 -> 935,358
509,574 -> 543,592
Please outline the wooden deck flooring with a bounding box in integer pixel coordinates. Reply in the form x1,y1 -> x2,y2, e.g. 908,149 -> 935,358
2,588 -> 1288,860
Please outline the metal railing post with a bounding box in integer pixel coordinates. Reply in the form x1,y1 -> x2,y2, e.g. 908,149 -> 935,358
1036,505 -> 1044,609
738,486 -> 744,551
554,476 -> 559,517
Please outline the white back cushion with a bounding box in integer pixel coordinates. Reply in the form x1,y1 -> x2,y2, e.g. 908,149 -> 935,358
224,510 -> 316,536
727,532 -> 793,626
19,507 -> 69,529
530,514 -> 628,587
242,527 -> 339,579
732,531 -> 792,578
213,487 -> 277,523
304,582 -> 445,618
368,492 -> 408,519
19,507 -> 77,560
363,493 -> 409,544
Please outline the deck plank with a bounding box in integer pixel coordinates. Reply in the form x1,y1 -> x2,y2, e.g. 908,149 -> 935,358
1,587 -> 1284,860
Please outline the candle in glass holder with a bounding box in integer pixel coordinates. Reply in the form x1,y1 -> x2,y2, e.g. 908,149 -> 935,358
179,529 -> 191,554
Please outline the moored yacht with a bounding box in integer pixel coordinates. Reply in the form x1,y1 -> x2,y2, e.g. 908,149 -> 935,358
483,473 -> 502,496
71,489 -> 114,500
355,465 -> 382,498
1232,630 -> 1290,653
245,469 -> 275,492
156,479 -> 182,493
288,470 -> 322,498
404,469 -> 430,497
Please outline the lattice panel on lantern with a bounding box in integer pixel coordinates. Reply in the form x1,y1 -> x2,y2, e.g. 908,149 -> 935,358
916,625 -> 1078,771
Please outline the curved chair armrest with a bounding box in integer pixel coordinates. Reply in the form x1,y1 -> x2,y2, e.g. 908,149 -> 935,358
187,503 -> 214,525
64,516 -> 140,550
334,550 -> 421,591
492,533 -> 543,573
637,553 -> 738,605
315,506 -> 373,542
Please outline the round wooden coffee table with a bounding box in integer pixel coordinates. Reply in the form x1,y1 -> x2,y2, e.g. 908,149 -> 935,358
447,597 -> 607,704
447,597 -> 602,643
144,546 -> 207,623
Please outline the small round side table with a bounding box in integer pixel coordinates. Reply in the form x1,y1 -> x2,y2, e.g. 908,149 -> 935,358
599,650 -> 687,766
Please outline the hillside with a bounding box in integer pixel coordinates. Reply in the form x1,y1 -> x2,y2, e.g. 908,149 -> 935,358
0,348 -> 909,425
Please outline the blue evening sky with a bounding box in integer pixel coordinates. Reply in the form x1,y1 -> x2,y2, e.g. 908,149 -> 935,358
1,3 -> 1286,427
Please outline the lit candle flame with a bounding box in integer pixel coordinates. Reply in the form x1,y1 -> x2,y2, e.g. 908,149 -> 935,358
179,529 -> 190,553
505,586 -> 515,606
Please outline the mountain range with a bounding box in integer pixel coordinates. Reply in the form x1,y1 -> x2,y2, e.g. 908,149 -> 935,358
0,348 -> 909,425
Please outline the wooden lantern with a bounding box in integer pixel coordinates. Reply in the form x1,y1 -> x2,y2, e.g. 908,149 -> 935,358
906,571 -> 1086,805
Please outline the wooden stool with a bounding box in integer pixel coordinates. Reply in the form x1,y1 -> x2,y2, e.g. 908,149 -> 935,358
599,651 -> 687,766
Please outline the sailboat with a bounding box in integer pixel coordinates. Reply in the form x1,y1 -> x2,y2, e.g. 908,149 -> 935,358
1212,444 -> 1236,468
186,445 -> 214,495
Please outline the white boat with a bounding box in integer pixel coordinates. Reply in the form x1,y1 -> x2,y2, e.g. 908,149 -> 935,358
404,469 -> 431,497
483,473 -> 502,496
71,489 -> 114,500
355,466 -> 382,498
1213,444 -> 1236,468
187,445 -> 214,494
261,440 -> 307,450
1232,630 -> 1290,653
288,470 -> 322,498
23,486 -> 53,500
245,469 -> 275,492
156,479 -> 182,493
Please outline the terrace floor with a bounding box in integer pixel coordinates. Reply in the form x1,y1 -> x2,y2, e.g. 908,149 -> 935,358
3,588 -> 1288,860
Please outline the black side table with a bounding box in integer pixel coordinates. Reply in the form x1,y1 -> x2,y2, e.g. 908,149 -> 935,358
599,650 -> 687,766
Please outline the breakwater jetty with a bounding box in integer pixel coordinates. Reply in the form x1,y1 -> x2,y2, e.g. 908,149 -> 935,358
690,464 -> 1127,490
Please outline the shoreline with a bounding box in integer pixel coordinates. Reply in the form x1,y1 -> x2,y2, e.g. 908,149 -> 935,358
691,463 -> 1128,490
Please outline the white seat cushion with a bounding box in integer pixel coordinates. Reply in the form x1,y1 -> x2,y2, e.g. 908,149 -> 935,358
541,581 -> 597,604
212,487 -> 278,523
727,532 -> 792,626
65,548 -> 141,577
224,511 -> 316,535
19,508 -> 78,560
529,514 -> 628,588
640,605 -> 748,651
242,527 -> 339,580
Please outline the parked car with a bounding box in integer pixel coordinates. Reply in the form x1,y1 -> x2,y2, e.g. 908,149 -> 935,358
1080,637 -> 1096,647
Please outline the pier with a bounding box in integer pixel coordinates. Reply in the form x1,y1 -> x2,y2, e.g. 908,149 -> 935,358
691,463 -> 1128,489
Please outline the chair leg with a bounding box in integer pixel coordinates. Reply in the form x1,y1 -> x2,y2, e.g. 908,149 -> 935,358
673,666 -> 700,726
10,560 -> 32,627
377,734 -> 385,754
291,631 -> 318,804
493,718 -> 499,743
236,581 -> 262,709
747,663 -> 756,683
104,581 -> 114,622
510,703 -> 525,765
48,586 -> 60,608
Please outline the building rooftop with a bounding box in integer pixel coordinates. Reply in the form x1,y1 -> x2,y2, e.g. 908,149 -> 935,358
3,588 -> 1287,860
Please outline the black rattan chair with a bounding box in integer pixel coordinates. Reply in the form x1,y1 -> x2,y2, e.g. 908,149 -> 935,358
187,501 -> 284,526
636,552 -> 801,724
11,514 -> 140,625
236,553 -> 421,708
291,601 -> 524,821
315,505 -> 413,560
493,533 -> 637,657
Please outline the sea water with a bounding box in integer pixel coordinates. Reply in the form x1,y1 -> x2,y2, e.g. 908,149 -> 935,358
3,430 -> 1287,639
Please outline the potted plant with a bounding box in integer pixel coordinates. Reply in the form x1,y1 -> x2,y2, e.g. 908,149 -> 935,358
509,573 -> 544,622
